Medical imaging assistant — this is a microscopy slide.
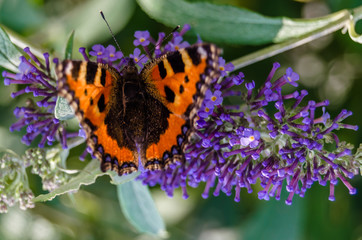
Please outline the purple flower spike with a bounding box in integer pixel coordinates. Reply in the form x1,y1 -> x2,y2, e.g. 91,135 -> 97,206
139,60 -> 360,206
179,24 -> 191,36
232,72 -> 245,85
104,45 -> 123,62
198,103 -> 215,119
155,32 -> 166,48
205,90 -> 223,107
133,31 -> 151,47
3,46 -> 78,150
129,48 -> 148,68
271,67 -> 300,90
245,81 -> 255,90
18,59 -> 33,76
240,129 -> 260,147
218,57 -> 234,77
79,47 -> 89,61
266,62 -> 281,82
89,44 -> 106,58
165,36 -> 190,51
23,47 -> 45,70
285,67 -> 299,87
246,80 -> 255,100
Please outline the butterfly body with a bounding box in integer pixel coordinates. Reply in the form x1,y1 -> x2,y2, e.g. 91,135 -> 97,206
57,43 -> 221,175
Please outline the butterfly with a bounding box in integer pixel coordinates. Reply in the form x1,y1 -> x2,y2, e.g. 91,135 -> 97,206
56,43 -> 221,175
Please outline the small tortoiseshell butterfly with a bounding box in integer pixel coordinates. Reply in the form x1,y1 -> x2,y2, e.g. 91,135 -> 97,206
56,43 -> 221,175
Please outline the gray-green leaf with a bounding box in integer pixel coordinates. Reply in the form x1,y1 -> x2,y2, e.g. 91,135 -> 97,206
137,0 -> 350,45
117,180 -> 167,236
32,158 -> 105,202
55,97 -> 75,120
0,26 -> 21,72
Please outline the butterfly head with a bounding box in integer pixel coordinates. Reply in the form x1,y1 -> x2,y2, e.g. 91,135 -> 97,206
119,58 -> 144,101
120,57 -> 138,74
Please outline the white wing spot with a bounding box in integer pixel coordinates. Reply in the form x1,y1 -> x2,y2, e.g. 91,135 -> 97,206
197,47 -> 207,59
65,62 -> 73,76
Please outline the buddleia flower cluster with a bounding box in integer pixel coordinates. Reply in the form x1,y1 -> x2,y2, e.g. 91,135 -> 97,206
140,61 -> 361,204
2,24 -> 361,209
2,48 -> 78,149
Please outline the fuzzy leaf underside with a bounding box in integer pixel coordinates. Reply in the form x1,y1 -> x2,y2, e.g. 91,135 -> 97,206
0,26 -> 21,72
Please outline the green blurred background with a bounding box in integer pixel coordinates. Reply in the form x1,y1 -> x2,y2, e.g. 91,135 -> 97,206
0,0 -> 361,239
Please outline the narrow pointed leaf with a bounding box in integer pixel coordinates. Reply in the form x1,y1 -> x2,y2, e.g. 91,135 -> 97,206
64,30 -> 75,60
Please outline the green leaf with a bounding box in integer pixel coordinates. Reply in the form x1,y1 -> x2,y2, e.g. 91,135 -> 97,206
137,0 -> 350,45
117,180 -> 167,236
32,158 -> 105,202
54,97 -> 75,120
64,30 -> 75,60
0,26 -> 21,72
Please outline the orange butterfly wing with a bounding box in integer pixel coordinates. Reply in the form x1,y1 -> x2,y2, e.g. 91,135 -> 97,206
141,44 -> 221,167
57,61 -> 138,175
57,44 -> 221,175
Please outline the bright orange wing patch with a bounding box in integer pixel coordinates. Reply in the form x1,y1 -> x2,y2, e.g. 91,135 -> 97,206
145,113 -> 186,168
57,60 -> 138,175
144,46 -> 209,117
141,44 -> 221,168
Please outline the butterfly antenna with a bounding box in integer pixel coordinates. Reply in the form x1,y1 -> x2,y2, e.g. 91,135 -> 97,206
138,25 -> 181,64
150,25 -> 180,54
100,11 -> 122,53
164,25 -> 181,44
